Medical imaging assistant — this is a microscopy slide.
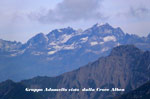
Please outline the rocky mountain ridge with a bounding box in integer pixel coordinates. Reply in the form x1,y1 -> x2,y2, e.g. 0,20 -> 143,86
0,23 -> 150,81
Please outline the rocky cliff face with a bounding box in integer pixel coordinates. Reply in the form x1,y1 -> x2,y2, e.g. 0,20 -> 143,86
0,45 -> 150,99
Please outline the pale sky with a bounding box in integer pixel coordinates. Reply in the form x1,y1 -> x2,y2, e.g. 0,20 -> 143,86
0,0 -> 150,43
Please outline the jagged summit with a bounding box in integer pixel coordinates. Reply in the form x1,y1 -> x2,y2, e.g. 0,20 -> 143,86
93,22 -> 110,27
47,27 -> 75,34
46,27 -> 76,40
27,33 -> 48,44
85,22 -> 125,37
92,22 -> 113,29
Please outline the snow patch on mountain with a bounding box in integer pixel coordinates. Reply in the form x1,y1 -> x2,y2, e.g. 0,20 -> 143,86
116,43 -> 121,46
80,37 -> 88,43
96,23 -> 105,27
99,42 -> 104,45
32,51 -> 44,56
57,29 -> 62,32
101,47 -> 109,52
103,36 -> 116,42
10,49 -> 26,57
49,42 -> 57,46
63,42 -> 77,50
90,42 -> 98,46
60,34 -> 73,43
53,45 -> 63,50
63,44 -> 75,50
48,50 -> 57,55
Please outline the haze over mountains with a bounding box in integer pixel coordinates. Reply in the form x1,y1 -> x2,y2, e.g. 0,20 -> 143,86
0,45 -> 150,99
0,23 -> 150,81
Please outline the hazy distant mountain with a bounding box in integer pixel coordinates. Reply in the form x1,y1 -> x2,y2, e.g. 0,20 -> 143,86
0,45 -> 150,99
0,23 -> 150,81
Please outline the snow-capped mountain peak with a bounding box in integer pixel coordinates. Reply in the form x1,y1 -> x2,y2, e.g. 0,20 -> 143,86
0,23 -> 150,81
92,22 -> 112,28
94,22 -> 110,27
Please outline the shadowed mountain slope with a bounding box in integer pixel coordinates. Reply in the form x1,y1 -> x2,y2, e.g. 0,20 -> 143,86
116,81 -> 150,99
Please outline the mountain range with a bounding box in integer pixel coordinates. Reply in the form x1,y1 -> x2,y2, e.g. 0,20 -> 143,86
0,45 -> 150,99
0,23 -> 150,81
